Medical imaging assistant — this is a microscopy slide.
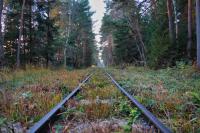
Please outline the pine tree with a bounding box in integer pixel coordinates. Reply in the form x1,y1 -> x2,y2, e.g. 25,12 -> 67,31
197,0 -> 200,67
16,0 -> 25,68
0,0 -> 4,66
187,0 -> 192,58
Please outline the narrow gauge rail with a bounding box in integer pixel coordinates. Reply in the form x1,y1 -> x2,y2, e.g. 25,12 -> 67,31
28,73 -> 93,133
28,71 -> 172,133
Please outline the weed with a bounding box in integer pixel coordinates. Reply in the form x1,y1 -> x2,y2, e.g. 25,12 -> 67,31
59,84 -> 69,98
108,66 -> 200,132
176,61 -> 187,69
76,93 -> 85,100
123,124 -> 132,132
0,68 -> 90,130
118,99 -> 131,115
128,108 -> 141,124
0,117 -> 6,126
186,91 -> 200,106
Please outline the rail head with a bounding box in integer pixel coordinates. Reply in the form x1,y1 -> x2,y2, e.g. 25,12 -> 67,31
28,73 -> 93,133
105,71 -> 172,133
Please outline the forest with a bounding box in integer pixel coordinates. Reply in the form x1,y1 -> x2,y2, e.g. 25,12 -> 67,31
101,0 -> 200,68
0,0 -> 199,69
0,0 -> 95,68
0,0 -> 200,133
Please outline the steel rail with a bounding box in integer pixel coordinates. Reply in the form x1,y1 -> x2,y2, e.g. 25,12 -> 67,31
105,71 -> 172,133
28,73 -> 93,133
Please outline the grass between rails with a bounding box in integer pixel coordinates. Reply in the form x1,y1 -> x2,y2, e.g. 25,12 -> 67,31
1,66 -> 199,132
107,66 -> 200,132
51,71 -> 153,133
0,67 -> 91,131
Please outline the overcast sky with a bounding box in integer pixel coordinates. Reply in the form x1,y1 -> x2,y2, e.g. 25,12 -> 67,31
89,0 -> 105,46
89,0 -> 106,65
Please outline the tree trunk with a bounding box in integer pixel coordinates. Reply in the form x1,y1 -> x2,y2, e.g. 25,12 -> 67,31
173,0 -> 178,39
196,0 -> 200,67
23,19 -> 26,66
151,0 -> 157,17
46,0 -> 50,68
0,0 -> 4,66
135,19 -> 147,66
45,52 -> 49,68
107,34 -> 114,65
64,0 -> 71,68
187,0 -> 192,58
126,15 -> 147,66
167,0 -> 175,44
82,43 -> 86,66
29,0 -> 33,64
63,47 -> 66,67
17,0 -> 26,68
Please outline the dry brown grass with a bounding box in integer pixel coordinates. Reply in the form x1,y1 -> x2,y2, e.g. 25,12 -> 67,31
0,68 -> 90,129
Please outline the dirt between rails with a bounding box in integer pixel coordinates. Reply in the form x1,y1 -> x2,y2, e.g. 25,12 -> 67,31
50,72 -> 156,133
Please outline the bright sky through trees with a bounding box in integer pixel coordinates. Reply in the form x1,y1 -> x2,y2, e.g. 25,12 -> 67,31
89,0 -> 105,64
89,0 -> 105,44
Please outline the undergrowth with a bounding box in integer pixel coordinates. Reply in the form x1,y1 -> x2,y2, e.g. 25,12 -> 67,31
52,71 -> 144,133
0,67 -> 90,130
108,65 -> 200,132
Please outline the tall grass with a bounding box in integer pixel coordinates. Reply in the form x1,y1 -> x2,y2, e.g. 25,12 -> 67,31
108,65 -> 200,132
0,67 -> 90,130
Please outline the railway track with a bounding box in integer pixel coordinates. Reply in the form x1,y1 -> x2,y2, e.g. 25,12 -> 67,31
28,70 -> 172,133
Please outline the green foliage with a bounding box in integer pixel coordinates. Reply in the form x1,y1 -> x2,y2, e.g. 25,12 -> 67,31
65,0 -> 95,68
128,108 -> 141,124
117,94 -> 141,131
113,20 -> 139,64
122,107 -> 141,132
101,15 -> 115,38
0,117 -> 6,126
176,61 -> 187,69
3,0 -> 95,68
118,97 -> 141,132
60,84 -> 69,98
119,98 -> 131,115
109,66 -> 200,132
101,15 -> 140,65
147,32 -> 170,68
0,68 -> 52,89
54,124 -> 63,133
122,124 -> 132,132
101,0 -> 196,68
3,1 -> 62,67
186,92 -> 200,106
76,93 -> 85,101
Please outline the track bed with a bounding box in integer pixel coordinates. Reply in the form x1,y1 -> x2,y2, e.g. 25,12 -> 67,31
49,72 -> 154,133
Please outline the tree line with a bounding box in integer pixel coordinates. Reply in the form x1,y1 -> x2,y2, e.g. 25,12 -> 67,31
101,0 -> 200,68
0,0 -> 95,68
